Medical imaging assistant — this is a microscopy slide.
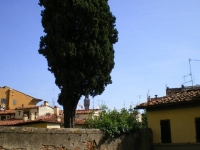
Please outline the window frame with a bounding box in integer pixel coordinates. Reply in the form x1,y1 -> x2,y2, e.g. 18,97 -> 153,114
1,98 -> 7,104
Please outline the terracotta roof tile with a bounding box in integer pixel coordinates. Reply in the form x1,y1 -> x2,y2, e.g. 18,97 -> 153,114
15,104 -> 55,110
75,118 -> 85,125
15,106 -> 39,110
136,89 -> 200,109
0,119 -> 24,125
0,114 -> 63,126
76,109 -> 100,114
0,116 -> 87,126
0,109 -> 16,114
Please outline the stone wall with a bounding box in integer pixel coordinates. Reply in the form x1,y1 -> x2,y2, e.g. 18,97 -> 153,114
0,127 -> 152,150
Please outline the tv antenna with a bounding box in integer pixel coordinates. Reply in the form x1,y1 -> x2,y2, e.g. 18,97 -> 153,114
183,58 -> 200,86
52,89 -> 55,107
147,89 -> 150,98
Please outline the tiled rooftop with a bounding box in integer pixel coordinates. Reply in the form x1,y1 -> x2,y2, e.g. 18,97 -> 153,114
15,102 -> 55,110
75,118 -> 85,125
135,88 -> 200,109
0,114 -> 63,126
0,114 -> 85,126
0,109 -> 15,114
0,119 -> 23,125
76,109 -> 100,114
15,106 -> 39,110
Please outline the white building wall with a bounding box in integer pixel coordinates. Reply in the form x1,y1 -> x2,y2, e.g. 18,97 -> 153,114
38,106 -> 54,116
136,113 -> 142,122
15,110 -> 23,119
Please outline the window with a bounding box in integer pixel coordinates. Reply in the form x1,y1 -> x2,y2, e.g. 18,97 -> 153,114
13,100 -> 17,105
1,98 -> 7,104
1,116 -> 6,120
160,120 -> 172,143
195,118 -> 200,143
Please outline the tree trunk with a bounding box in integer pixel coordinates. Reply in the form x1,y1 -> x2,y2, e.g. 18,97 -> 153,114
63,94 -> 79,128
63,101 -> 71,128
70,100 -> 79,128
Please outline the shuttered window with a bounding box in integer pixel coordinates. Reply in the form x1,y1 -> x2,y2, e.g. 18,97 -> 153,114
160,119 -> 172,143
195,118 -> 200,143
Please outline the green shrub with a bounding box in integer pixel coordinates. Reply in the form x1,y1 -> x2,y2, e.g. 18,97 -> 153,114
85,106 -> 142,138
141,109 -> 148,128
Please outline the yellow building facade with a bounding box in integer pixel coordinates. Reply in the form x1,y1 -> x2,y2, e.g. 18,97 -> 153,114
148,106 -> 200,143
136,86 -> 200,144
0,86 -> 42,110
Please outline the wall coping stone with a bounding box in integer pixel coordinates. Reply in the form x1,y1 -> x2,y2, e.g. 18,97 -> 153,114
0,126 -> 102,134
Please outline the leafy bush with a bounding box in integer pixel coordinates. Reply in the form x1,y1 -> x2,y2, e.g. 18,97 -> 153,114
85,106 -> 142,138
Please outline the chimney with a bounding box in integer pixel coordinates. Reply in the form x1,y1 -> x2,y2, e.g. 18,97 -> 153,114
54,106 -> 60,115
147,96 -> 150,101
30,113 -> 35,120
23,114 -> 28,121
57,117 -> 61,122
44,101 -> 49,106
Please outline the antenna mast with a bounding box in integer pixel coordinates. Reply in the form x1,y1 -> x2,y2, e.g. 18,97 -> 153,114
183,58 -> 200,86
189,59 -> 193,86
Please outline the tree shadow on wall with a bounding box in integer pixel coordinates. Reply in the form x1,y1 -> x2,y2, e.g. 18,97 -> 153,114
96,129 -> 153,150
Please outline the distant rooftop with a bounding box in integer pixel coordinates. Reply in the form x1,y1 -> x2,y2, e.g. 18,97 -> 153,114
135,85 -> 200,109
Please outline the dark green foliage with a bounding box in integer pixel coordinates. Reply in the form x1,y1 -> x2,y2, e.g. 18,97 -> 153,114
38,0 -> 118,127
86,106 -> 141,138
141,109 -> 148,128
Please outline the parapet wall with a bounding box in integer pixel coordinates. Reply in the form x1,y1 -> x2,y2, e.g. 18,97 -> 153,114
0,127 -> 152,150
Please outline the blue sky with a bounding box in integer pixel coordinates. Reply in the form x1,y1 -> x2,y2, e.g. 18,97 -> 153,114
0,1 -> 200,110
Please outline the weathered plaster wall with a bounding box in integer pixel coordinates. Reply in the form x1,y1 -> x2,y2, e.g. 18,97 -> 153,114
0,127 -> 152,150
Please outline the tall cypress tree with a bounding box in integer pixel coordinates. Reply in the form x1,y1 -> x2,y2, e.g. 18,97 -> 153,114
39,0 -> 118,128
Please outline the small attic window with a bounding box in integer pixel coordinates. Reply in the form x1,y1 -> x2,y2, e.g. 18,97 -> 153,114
13,100 -> 17,105
1,98 -> 7,104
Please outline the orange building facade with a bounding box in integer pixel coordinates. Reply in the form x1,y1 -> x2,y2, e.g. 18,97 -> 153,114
0,86 -> 42,110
